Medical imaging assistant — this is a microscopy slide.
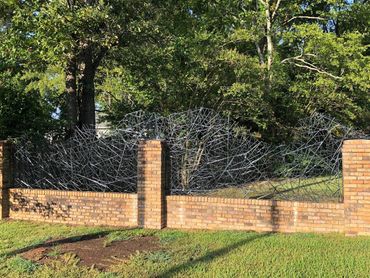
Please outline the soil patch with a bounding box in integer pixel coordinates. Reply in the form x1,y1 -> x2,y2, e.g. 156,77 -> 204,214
20,235 -> 160,270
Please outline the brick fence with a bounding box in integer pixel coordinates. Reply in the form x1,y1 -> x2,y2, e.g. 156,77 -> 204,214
0,140 -> 369,236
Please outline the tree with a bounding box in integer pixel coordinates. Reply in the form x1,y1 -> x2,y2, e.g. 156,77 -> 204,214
100,0 -> 369,140
0,72 -> 57,140
0,2 -> 58,139
0,0 -> 162,135
0,0 -> 369,141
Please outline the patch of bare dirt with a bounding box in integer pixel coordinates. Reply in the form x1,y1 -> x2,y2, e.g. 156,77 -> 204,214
20,236 -> 160,270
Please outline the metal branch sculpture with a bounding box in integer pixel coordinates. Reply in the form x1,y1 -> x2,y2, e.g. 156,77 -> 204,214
14,108 -> 368,201
15,128 -> 139,192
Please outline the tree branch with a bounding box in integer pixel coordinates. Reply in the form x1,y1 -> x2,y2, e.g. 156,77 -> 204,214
284,16 -> 327,25
92,47 -> 108,71
255,42 -> 265,65
281,55 -> 342,80
271,0 -> 282,21
258,0 -> 267,7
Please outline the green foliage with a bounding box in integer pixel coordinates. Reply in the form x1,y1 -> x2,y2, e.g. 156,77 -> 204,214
96,67 -> 151,124
0,0 -> 369,140
32,252 -> 103,278
0,73 -> 58,139
97,0 -> 369,141
0,0 -> 166,132
144,251 -> 172,263
6,256 -> 38,275
284,24 -> 370,127
157,230 -> 187,244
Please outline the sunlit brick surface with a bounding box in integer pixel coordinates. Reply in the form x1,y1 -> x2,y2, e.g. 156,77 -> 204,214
9,189 -> 138,227
137,140 -> 166,229
343,140 -> 370,236
166,196 -> 344,233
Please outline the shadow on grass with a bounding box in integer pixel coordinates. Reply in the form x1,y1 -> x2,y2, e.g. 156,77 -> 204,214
4,228 -> 134,258
159,232 -> 272,277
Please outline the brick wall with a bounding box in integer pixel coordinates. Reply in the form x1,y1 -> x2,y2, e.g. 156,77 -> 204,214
0,139 -> 369,235
167,196 -> 344,233
9,189 -> 138,227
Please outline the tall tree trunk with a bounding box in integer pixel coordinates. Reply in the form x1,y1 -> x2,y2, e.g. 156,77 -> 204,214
256,0 -> 274,89
65,55 -> 78,137
78,47 -> 96,129
79,72 -> 96,129
265,1 -> 273,86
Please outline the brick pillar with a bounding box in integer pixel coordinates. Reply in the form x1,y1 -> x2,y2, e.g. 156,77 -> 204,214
137,140 -> 166,229
343,140 -> 370,236
0,141 -> 14,219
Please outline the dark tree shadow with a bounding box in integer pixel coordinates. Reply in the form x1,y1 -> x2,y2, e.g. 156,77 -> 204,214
158,232 -> 272,277
4,228 -> 134,257
271,199 -> 280,232
10,191 -> 71,219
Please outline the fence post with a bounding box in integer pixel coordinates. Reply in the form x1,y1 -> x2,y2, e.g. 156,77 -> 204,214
343,140 -> 370,236
137,140 -> 167,229
0,141 -> 14,219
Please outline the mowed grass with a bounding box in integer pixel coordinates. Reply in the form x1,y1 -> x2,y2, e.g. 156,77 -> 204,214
205,176 -> 343,202
1,220 -> 370,278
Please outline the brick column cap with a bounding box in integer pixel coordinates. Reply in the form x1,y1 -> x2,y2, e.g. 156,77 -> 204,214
138,139 -> 165,142
343,139 -> 370,145
342,139 -> 370,153
138,139 -> 166,147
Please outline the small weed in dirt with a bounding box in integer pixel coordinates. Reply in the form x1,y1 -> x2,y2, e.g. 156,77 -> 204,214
61,252 -> 80,266
104,229 -> 156,246
47,246 -> 62,257
104,232 -> 132,247
33,251 -> 102,278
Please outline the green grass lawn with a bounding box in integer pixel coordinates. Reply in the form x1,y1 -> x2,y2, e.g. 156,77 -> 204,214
1,220 -> 369,278
205,176 -> 343,202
